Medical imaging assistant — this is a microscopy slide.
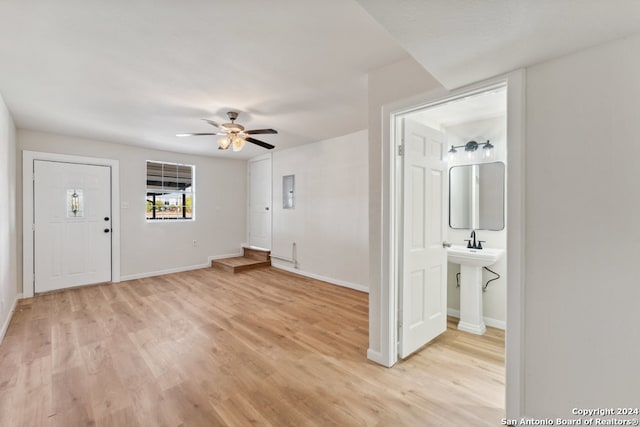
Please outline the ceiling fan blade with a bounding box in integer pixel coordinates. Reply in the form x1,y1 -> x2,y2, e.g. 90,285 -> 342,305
176,133 -> 220,137
246,137 -> 275,150
245,128 -> 278,135
201,119 -> 220,128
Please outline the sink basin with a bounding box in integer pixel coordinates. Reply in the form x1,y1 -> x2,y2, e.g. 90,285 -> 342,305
447,245 -> 504,335
447,246 -> 504,267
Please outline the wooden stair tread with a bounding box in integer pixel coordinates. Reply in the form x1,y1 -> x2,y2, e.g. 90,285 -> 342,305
212,255 -> 271,273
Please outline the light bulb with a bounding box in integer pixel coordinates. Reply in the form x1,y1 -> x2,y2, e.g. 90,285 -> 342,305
218,136 -> 231,150
232,135 -> 246,152
483,140 -> 494,158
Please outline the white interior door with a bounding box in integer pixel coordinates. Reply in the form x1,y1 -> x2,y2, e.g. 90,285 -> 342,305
34,160 -> 112,293
248,156 -> 272,249
399,119 -> 448,358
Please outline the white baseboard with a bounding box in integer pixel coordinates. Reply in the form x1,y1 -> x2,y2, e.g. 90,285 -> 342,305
120,252 -> 243,281
208,252 -> 243,263
367,348 -> 392,367
447,308 -> 506,330
121,264 -> 209,281
1,293 -> 22,344
271,262 -> 369,293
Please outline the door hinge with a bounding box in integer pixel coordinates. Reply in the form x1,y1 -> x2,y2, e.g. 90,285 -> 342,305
397,145 -> 404,156
32,224 -> 35,231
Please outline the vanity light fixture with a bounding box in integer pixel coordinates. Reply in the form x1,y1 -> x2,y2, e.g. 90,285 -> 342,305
448,140 -> 493,159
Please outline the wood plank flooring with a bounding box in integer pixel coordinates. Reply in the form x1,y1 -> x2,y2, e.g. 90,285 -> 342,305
0,267 -> 504,426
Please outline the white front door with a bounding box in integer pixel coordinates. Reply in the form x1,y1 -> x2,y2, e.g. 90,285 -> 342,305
248,156 -> 272,249
34,160 -> 112,293
399,119 -> 448,358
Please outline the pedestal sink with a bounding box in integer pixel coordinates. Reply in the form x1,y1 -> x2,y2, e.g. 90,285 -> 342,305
447,245 -> 504,335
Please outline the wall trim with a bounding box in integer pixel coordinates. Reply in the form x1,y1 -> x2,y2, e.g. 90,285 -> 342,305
208,252 -> 243,263
366,348 -> 388,366
446,308 -> 506,330
271,261 -> 369,293
120,263 -> 209,281
119,252 -> 243,281
22,151 -> 121,298
0,293 -> 22,344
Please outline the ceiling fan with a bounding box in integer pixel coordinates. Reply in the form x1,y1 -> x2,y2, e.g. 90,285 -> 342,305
177,111 -> 277,152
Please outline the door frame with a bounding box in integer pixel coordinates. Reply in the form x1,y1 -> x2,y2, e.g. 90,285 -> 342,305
23,151 -> 121,298
378,70 -> 526,419
246,152 -> 272,249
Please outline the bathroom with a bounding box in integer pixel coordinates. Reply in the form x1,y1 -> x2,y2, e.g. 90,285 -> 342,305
407,85 -> 507,333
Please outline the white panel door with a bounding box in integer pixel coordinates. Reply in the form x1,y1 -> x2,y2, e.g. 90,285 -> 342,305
399,119 -> 448,358
248,156 -> 272,249
34,161 -> 112,293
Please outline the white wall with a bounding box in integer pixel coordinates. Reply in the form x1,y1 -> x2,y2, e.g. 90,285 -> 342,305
525,34 -> 640,416
367,56 -> 443,363
18,130 -> 246,280
444,116 -> 507,325
271,130 -> 369,291
0,93 -> 18,342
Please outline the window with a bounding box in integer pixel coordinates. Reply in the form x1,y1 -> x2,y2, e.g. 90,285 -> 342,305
146,161 -> 194,221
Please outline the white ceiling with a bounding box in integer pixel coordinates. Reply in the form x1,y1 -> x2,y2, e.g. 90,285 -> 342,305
3,2 -> 640,160
356,0 -> 640,89
0,0 -> 408,159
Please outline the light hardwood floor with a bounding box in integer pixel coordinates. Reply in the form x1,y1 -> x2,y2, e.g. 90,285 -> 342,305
0,267 -> 504,426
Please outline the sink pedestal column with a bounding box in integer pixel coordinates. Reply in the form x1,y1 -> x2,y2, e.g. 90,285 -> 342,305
458,265 -> 486,335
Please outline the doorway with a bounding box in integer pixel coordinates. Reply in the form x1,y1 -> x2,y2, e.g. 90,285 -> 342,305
247,154 -> 272,250
23,151 -> 121,298
396,84 -> 508,358
377,72 -> 526,418
33,160 -> 112,293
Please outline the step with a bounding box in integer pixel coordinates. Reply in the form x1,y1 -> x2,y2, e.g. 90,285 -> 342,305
211,256 -> 271,273
242,246 -> 271,262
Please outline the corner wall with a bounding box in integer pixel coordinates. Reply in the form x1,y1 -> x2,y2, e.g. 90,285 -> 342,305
367,56 -> 443,362
18,130 -> 247,281
271,130 -> 369,291
0,93 -> 18,341
525,34 -> 640,416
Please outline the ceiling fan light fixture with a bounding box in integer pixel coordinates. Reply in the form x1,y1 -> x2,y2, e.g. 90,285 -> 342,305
232,135 -> 246,152
218,136 -> 231,150
179,111 -> 277,152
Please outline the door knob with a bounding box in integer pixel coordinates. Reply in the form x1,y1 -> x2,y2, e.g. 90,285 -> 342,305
265,207 -> 269,211
442,241 -> 452,248
104,217 -> 110,221
104,228 -> 111,233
